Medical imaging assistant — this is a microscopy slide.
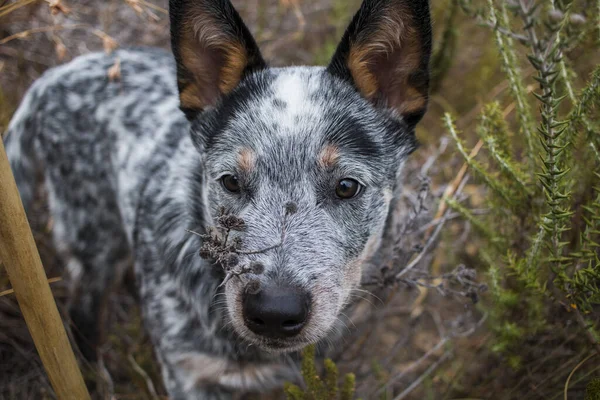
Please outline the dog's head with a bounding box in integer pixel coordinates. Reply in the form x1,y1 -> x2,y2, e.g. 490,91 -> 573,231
170,0 -> 431,352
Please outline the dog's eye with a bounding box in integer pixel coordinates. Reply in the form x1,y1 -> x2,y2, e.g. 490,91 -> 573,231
221,175 -> 241,193
335,178 -> 362,199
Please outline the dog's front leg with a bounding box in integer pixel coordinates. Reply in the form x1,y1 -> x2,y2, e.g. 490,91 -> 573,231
136,260 -> 238,399
161,369 -> 234,400
160,363 -> 233,400
140,274 -> 295,399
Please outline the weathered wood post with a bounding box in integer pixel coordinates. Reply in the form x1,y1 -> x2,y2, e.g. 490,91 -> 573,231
0,139 -> 91,400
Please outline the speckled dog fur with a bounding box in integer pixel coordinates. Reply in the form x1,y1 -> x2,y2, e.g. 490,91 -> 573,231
4,0 -> 431,398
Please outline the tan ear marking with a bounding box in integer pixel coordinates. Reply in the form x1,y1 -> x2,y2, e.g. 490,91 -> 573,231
340,2 -> 428,118
318,144 -> 340,168
346,7 -> 410,100
219,41 -> 248,94
179,84 -> 205,111
397,87 -> 426,115
176,9 -> 251,111
188,12 -> 249,96
348,45 -> 379,99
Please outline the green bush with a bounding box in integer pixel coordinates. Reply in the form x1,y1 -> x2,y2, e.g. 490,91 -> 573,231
586,377 -> 600,400
284,345 -> 357,400
446,0 -> 600,360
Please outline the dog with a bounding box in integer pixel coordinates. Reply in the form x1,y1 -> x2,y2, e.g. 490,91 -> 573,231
3,0 -> 431,398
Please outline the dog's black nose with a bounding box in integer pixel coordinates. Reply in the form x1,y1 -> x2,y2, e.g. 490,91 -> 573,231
243,285 -> 310,339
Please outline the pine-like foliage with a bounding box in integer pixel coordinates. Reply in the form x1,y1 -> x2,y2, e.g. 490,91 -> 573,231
284,345 -> 357,400
449,0 -> 600,362
586,377 -> 600,400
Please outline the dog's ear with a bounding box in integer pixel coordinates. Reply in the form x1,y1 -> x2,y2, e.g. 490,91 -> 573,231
169,0 -> 266,119
327,0 -> 432,126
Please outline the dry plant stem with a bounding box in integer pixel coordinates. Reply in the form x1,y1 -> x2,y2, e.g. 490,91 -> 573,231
352,175 -> 470,364
187,205 -> 292,287
0,46 -> 52,66
393,351 -> 451,400
532,353 -> 587,399
0,0 -> 38,19
425,141 -> 482,240
126,0 -> 168,14
0,140 -> 91,399
574,308 -> 600,355
434,63 -> 535,132
128,354 -> 160,400
0,23 -> 88,45
220,212 -> 289,285
0,24 -> 117,50
419,137 -> 449,177
369,313 -> 487,399
396,174 -> 470,279
260,0 -> 308,58
284,0 -> 306,29
98,354 -> 115,398
563,352 -> 598,400
370,337 -> 449,398
557,364 -> 600,400
0,276 -> 61,296
508,333 -> 579,397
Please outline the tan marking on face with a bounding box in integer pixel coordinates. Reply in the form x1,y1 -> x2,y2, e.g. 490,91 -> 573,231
238,148 -> 255,173
318,144 -> 340,168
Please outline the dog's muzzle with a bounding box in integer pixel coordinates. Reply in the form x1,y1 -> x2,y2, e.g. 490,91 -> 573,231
242,285 -> 311,339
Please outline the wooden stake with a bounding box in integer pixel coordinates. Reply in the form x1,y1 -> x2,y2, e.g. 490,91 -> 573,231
0,140 -> 91,400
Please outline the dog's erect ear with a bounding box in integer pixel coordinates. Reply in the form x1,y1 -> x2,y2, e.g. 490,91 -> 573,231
327,0 -> 432,126
169,0 -> 266,119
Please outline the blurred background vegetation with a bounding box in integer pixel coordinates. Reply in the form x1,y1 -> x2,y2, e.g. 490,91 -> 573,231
1,0 -> 599,399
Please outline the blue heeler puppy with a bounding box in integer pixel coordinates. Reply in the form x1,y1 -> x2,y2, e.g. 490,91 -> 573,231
4,0 -> 431,398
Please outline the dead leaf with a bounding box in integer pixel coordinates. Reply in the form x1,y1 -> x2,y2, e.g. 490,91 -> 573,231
126,0 -> 144,14
46,0 -> 71,15
103,36 -> 118,54
108,58 -> 121,82
53,36 -> 67,61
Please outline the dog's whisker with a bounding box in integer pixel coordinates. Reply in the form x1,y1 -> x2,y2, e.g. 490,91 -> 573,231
185,229 -> 204,237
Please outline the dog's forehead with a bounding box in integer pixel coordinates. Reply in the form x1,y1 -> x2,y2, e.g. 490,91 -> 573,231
266,67 -> 327,134
209,66 -> 407,177
230,66 -> 367,143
